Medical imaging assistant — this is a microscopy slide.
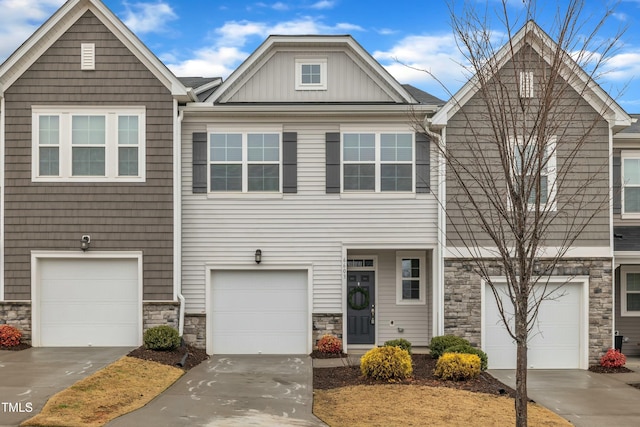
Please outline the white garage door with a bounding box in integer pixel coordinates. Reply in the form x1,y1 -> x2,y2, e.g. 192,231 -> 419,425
484,281 -> 584,369
38,258 -> 140,347
210,270 -> 308,354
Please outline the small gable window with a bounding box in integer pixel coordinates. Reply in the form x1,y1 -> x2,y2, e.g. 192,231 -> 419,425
295,58 -> 327,90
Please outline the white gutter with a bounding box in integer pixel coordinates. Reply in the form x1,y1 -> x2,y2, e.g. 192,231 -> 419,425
174,100 -> 185,335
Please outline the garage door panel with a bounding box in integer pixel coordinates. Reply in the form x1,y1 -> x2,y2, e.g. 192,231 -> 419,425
210,270 -> 308,354
38,258 -> 140,347
484,282 -> 582,369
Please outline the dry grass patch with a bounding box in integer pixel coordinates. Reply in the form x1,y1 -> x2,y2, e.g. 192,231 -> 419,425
314,385 -> 572,427
21,356 -> 184,427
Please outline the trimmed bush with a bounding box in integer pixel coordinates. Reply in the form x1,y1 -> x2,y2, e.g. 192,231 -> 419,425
600,348 -> 626,368
317,334 -> 342,354
429,335 -> 470,359
143,325 -> 180,351
384,338 -> 412,355
0,325 -> 21,347
360,346 -> 413,381
443,344 -> 488,371
434,352 -> 481,381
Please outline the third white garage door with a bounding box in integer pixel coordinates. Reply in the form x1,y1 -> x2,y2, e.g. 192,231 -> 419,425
209,269 -> 309,354
483,279 -> 587,369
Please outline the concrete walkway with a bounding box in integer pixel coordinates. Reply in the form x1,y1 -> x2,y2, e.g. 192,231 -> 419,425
107,355 -> 326,427
0,347 -> 132,427
490,358 -> 640,427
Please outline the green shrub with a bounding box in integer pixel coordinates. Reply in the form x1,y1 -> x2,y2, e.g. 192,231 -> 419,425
317,334 -> 342,354
429,335 -> 470,359
0,325 -> 21,347
434,352 -> 481,381
443,344 -> 488,371
360,346 -> 413,381
384,338 -> 412,355
143,325 -> 180,351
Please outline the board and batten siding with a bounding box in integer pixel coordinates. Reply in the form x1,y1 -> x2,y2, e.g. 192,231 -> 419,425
225,50 -> 399,103
181,116 -> 439,313
445,48 -> 611,249
3,11 -> 174,300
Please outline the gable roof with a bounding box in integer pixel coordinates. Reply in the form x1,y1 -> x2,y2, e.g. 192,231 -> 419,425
178,77 -> 223,101
205,35 -> 426,105
0,0 -> 194,102
430,20 -> 632,131
402,84 -> 445,106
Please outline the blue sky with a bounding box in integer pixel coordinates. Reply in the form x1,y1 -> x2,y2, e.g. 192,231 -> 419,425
1,0 -> 640,111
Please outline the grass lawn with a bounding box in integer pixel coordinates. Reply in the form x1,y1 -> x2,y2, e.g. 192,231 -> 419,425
21,356 -> 183,427
314,385 -> 572,426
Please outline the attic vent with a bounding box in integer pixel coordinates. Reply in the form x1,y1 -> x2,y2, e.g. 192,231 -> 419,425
81,43 -> 95,70
519,71 -> 534,98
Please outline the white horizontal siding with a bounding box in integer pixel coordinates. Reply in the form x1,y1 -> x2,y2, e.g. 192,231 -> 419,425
181,118 -> 439,313
373,250 -> 432,346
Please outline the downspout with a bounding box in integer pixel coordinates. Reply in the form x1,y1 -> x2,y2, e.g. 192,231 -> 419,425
437,126 -> 446,336
174,100 -> 185,336
0,95 -> 5,301
609,123 -> 615,350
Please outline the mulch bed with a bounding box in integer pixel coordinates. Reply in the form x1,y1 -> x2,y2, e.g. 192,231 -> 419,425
0,343 -> 32,351
313,353 -> 517,398
127,344 -> 209,371
588,365 -> 634,373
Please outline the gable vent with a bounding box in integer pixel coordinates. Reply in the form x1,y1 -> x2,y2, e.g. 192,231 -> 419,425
81,43 -> 95,70
519,71 -> 534,98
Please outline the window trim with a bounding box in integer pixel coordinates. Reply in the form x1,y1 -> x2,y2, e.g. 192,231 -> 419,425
207,126 -> 283,194
621,150 -> 640,219
295,58 -> 327,91
395,251 -> 426,305
32,106 -> 145,182
509,135 -> 557,211
340,126 -> 415,193
621,265 -> 640,317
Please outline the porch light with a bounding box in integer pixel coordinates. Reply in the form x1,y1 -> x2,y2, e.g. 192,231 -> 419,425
255,249 -> 262,264
80,235 -> 91,251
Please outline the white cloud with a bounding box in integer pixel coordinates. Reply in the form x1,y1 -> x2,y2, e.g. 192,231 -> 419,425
374,34 -> 471,99
122,1 -> 177,35
310,0 -> 335,9
0,0 -> 65,60
166,16 -> 362,78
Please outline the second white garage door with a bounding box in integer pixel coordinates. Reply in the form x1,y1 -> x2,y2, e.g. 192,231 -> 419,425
209,270 -> 309,354
483,279 -> 586,369
37,257 -> 141,347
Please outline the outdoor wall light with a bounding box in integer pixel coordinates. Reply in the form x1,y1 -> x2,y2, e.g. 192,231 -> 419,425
81,235 -> 91,251
255,249 -> 262,264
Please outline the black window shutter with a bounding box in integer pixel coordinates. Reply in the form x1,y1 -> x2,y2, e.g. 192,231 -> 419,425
613,155 -> 621,214
415,132 -> 430,193
192,132 -> 207,193
326,132 -> 341,193
283,132 -> 298,193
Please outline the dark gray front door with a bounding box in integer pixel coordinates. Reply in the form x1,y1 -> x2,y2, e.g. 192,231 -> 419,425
347,271 -> 375,344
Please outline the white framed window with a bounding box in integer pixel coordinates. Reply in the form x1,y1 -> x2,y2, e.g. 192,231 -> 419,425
209,128 -> 281,193
621,151 -> 640,218
342,130 -> 414,192
511,135 -> 556,210
621,266 -> 640,316
295,58 -> 327,90
519,71 -> 534,98
32,107 -> 145,182
396,251 -> 426,305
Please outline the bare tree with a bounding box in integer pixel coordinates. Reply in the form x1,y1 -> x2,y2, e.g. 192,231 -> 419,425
416,1 -> 628,425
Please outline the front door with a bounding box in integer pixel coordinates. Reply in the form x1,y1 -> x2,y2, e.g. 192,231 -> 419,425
347,271 -> 375,344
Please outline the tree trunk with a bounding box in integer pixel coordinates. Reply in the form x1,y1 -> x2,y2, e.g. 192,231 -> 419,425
515,313 -> 528,427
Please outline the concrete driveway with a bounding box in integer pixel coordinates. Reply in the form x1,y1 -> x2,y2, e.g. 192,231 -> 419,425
107,355 -> 326,427
490,365 -> 640,427
0,347 -> 132,427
